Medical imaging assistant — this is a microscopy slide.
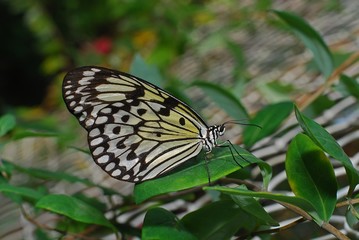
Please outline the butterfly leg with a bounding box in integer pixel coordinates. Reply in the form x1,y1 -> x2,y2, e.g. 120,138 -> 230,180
204,152 -> 212,184
217,140 -> 251,168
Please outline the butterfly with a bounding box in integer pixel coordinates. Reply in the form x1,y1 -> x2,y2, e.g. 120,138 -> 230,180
63,66 -> 230,183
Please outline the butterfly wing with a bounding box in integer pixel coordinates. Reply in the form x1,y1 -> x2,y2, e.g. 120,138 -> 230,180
63,66 -> 208,182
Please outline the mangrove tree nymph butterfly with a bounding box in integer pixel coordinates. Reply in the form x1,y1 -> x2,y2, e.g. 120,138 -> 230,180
63,66 -> 240,183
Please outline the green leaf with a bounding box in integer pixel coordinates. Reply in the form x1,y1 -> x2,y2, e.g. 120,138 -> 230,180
142,208 -> 196,240
286,133 -> 337,221
0,183 -> 44,202
256,81 -> 295,102
4,159 -> 94,186
192,81 -> 248,120
34,228 -> 51,240
12,165 -> 94,186
12,129 -> 58,140
197,33 -> 227,56
130,53 -> 163,87
226,40 -> 246,73
243,101 -> 293,147
36,194 -> 114,230
0,159 -> 14,183
134,145 -> 269,203
273,10 -> 334,78
204,186 -> 319,221
294,105 -> 359,195
231,186 -> 278,226
346,199 -> 359,229
0,114 -> 16,137
302,95 -> 335,118
339,74 -> 359,100
181,200 -> 251,240
3,160 -> 119,196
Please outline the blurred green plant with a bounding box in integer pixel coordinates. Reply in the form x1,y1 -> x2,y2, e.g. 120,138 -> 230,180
0,3 -> 358,240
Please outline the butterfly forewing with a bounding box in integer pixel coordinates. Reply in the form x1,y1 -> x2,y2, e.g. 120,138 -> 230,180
63,66 -> 209,182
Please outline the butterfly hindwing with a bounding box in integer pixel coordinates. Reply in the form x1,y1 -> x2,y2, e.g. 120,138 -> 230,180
63,66 -> 208,182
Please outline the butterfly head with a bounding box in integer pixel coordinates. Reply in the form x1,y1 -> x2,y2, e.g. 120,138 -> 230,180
202,124 -> 226,152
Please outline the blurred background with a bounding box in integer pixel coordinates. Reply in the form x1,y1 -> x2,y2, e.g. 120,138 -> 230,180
1,0 -> 359,239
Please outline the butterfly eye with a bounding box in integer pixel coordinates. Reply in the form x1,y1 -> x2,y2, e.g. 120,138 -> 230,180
219,125 -> 225,135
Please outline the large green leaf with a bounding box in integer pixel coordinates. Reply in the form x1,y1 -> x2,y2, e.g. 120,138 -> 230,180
273,10 -> 334,78
286,133 -> 337,222
243,101 -> 293,147
36,194 -> 114,230
181,200 -> 251,240
142,208 -> 196,240
134,145 -> 270,203
295,106 -> 359,195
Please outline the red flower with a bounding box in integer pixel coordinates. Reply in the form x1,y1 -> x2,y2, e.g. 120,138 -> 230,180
93,37 -> 112,55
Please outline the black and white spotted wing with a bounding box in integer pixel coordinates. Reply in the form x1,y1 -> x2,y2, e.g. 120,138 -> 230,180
63,66 -> 225,182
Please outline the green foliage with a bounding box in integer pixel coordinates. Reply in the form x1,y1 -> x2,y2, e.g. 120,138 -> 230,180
286,133 -> 337,222
0,3 -> 357,240
130,54 -> 164,87
0,114 -> 16,137
192,80 -> 249,120
142,208 -> 196,240
0,183 -> 44,202
205,186 -> 317,219
257,80 -> 296,102
273,10 -> 334,78
134,146 -> 268,204
243,101 -> 293,147
180,200 -> 253,239
338,74 -> 359,100
36,194 -> 115,230
295,106 -> 359,194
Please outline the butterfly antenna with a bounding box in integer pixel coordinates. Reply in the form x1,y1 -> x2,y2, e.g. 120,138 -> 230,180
223,120 -> 262,129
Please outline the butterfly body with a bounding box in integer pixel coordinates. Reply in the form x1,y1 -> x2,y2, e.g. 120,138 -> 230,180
63,66 -> 225,182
